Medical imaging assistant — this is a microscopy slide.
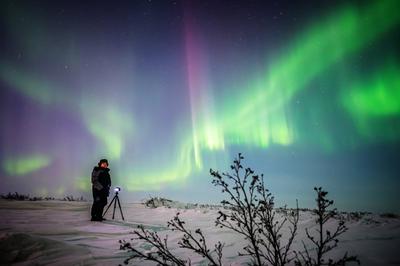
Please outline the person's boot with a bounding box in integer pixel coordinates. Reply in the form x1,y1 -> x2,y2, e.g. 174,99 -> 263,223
91,215 -> 102,222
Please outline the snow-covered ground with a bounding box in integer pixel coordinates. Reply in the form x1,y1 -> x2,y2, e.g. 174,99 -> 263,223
0,199 -> 399,265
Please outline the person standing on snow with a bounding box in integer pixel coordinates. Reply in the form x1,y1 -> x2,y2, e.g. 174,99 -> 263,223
91,159 -> 111,221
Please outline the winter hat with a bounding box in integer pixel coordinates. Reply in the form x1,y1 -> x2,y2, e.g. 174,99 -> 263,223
98,159 -> 109,167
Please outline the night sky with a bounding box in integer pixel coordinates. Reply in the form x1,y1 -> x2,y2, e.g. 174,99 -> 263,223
1,0 -> 399,212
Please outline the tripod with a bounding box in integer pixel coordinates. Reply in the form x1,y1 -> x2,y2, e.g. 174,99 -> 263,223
103,190 -> 125,220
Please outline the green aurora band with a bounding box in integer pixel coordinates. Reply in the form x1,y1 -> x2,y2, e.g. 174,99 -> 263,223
343,64 -> 400,117
2,155 -> 51,176
214,0 -> 400,150
342,63 -> 400,142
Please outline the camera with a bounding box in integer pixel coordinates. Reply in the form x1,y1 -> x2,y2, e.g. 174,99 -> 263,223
114,186 -> 121,192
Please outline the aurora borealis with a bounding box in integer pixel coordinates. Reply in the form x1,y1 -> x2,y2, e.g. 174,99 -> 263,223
1,0 -> 399,212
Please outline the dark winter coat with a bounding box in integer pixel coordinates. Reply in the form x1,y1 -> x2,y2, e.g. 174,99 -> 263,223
91,166 -> 111,195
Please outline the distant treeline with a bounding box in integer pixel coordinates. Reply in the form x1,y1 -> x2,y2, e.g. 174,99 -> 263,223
0,192 -> 87,202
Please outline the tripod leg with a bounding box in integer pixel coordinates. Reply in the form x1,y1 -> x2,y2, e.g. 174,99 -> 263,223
116,197 -> 125,220
103,195 -> 116,218
112,196 -> 117,219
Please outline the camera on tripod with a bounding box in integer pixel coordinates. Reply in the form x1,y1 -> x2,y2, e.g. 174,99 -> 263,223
103,186 -> 125,220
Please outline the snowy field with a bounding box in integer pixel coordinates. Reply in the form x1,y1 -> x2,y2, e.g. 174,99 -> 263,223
0,199 -> 399,265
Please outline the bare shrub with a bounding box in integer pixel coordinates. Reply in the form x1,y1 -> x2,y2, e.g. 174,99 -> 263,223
120,154 -> 358,266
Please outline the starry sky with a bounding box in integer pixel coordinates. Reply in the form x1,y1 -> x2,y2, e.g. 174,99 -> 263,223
1,0 -> 399,212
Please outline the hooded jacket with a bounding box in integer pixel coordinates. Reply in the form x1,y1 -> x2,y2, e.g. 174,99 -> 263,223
91,166 -> 111,192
